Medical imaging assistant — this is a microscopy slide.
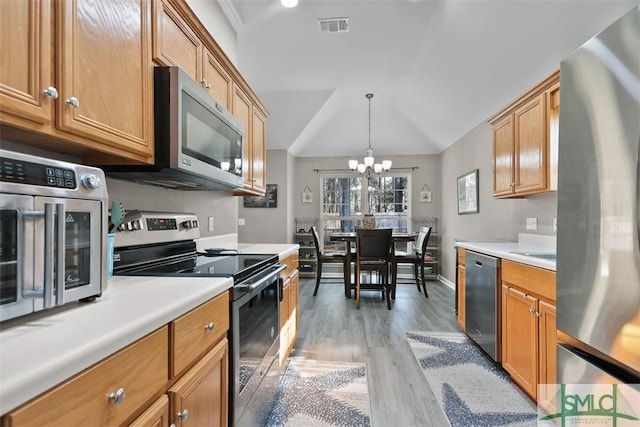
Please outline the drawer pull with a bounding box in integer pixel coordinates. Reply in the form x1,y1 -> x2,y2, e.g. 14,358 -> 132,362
108,387 -> 126,405
204,322 -> 215,332
177,409 -> 189,421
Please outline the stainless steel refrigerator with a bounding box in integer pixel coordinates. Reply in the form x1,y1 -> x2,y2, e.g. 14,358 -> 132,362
557,4 -> 640,388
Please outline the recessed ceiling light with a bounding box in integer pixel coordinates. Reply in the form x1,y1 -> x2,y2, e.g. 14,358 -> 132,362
281,0 -> 298,7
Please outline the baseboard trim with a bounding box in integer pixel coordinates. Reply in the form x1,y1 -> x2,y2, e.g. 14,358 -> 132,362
438,275 -> 455,290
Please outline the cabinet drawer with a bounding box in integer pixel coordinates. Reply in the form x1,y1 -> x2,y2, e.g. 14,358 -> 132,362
171,292 -> 230,377
5,327 -> 168,427
502,259 -> 555,302
281,252 -> 299,279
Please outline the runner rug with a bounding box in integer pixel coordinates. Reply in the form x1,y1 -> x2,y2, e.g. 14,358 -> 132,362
265,358 -> 371,427
405,331 -> 538,427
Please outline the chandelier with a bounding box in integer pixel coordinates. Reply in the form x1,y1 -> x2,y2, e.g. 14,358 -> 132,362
348,93 -> 391,179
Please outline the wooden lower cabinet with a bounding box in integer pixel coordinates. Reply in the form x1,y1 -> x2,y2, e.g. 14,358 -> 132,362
1,292 -> 230,427
280,253 -> 300,366
456,248 -> 466,329
2,327 -> 168,427
168,338 -> 228,427
129,395 -> 170,427
500,260 -> 556,402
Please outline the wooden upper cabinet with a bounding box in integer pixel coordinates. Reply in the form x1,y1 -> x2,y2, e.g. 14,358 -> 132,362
151,0 -> 202,80
489,70 -> 559,198
203,48 -> 232,110
57,0 -> 154,156
251,107 -> 267,193
232,85 -> 254,190
0,0 -> 53,125
0,0 -> 154,162
492,115 -> 514,196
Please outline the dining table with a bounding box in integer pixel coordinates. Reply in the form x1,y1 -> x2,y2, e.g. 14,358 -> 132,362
329,231 -> 418,298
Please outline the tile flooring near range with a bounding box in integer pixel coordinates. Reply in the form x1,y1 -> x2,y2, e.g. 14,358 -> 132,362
279,277 -> 462,427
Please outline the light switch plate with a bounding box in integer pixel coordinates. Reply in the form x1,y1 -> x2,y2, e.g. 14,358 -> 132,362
208,216 -> 214,232
526,217 -> 538,230
553,217 -> 557,232
238,218 -> 245,226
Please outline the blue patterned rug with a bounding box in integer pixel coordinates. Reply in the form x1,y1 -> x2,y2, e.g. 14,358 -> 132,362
265,358 -> 371,427
405,331 -> 538,427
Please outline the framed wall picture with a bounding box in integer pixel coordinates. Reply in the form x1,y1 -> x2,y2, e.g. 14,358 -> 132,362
301,186 -> 313,204
457,169 -> 479,215
243,184 -> 278,208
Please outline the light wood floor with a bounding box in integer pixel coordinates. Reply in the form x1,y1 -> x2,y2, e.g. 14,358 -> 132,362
290,276 -> 463,427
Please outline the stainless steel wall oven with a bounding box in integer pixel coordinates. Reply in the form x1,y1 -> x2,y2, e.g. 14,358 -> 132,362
0,149 -> 108,322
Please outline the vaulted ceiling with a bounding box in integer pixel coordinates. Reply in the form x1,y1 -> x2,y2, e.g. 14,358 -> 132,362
222,0 -> 637,158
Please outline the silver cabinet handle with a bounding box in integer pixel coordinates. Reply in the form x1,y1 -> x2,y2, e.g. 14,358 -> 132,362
528,308 -> 536,314
66,97 -> 79,108
177,409 -> 189,421
200,79 -> 210,89
204,322 -> 215,331
108,387 -> 126,405
43,86 -> 59,99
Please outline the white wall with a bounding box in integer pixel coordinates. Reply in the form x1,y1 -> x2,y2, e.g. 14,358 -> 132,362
237,150 -> 290,243
439,122 -> 557,283
185,0 -> 238,65
106,178 -> 239,237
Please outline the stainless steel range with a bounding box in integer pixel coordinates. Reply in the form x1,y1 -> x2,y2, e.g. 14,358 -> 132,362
112,211 -> 284,427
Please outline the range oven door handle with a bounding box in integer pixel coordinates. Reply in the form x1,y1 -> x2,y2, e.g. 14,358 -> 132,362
235,264 -> 286,294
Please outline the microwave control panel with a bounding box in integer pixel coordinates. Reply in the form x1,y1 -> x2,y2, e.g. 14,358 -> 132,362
1,157 -> 77,189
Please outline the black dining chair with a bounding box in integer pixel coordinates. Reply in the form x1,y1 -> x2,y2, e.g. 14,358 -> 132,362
392,226 -> 432,298
354,228 -> 393,309
311,226 -> 348,296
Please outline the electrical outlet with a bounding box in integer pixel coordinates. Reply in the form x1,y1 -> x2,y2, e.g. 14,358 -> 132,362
238,218 -> 245,226
526,217 -> 538,230
553,217 -> 557,232
208,216 -> 214,232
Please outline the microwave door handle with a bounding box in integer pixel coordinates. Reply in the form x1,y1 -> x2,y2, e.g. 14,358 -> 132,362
43,203 -> 55,308
42,203 -> 65,308
55,203 -> 65,306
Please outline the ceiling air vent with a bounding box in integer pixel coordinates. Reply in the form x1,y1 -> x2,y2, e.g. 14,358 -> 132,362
318,17 -> 349,33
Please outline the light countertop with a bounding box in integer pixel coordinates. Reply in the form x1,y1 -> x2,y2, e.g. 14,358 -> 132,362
455,233 -> 556,271
0,242 -> 299,415
0,275 -> 233,414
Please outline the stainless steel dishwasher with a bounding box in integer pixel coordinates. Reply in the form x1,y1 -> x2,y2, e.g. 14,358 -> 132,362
465,251 -> 501,362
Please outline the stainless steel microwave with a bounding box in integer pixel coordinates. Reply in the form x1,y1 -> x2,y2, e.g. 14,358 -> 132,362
104,66 -> 244,191
0,149 -> 108,322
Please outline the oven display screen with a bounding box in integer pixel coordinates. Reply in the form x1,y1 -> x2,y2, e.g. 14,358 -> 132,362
146,218 -> 177,231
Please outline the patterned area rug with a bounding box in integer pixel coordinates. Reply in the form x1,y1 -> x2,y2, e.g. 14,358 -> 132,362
265,358 -> 371,427
405,331 -> 538,427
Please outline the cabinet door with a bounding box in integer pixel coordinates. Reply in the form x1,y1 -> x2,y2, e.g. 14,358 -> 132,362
169,338 -> 229,427
151,0 -> 202,81
492,115 -> 514,196
250,107 -> 267,193
0,0 -> 53,125
232,85 -> 253,190
203,48 -> 232,110
57,0 -> 153,157
501,285 -> 538,399
537,300 -> 556,405
514,93 -> 546,194
129,395 -> 170,427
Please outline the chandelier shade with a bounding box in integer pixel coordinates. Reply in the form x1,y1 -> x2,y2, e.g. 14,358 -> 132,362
348,93 -> 391,179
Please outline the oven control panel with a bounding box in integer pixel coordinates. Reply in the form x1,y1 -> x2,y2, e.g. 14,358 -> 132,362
1,157 -> 77,189
113,212 -> 200,247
